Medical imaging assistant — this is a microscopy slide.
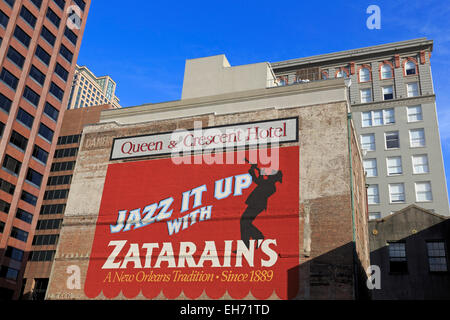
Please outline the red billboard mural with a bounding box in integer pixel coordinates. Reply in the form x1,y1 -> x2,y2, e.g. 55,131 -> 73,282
84,146 -> 299,299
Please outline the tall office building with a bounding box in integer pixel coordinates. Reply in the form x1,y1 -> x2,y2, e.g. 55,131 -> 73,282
0,0 -> 90,299
271,38 -> 450,219
66,64 -> 121,109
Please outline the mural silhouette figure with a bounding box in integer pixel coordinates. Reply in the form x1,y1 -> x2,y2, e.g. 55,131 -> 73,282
239,160 -> 283,250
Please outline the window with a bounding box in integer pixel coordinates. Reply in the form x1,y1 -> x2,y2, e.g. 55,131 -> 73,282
32,145 -> 49,164
367,185 -> 379,204
361,134 -> 375,151
32,234 -> 58,245
10,226 -> 28,242
23,86 -> 40,107
47,174 -> 72,186
385,131 -> 400,149
360,88 -> 372,103
43,102 -> 59,121
2,154 -> 22,175
388,242 -> 408,273
380,64 -> 392,79
0,10 -> 9,29
5,246 -> 24,261
412,154 -> 429,174
382,86 -> 394,100
9,130 -> 28,151
0,220 -> 4,233
40,26 -> 55,46
0,178 -> 15,195
38,123 -> 54,143
405,61 -> 416,75
387,156 -> 402,176
0,199 -> 10,214
19,5 -> 36,28
50,161 -> 75,172
0,92 -> 12,113
46,7 -> 60,27
59,44 -> 73,63
369,212 -> 381,220
415,181 -> 432,202
407,105 -> 423,122
6,46 -> 25,68
0,68 -> 19,90
73,0 -> 86,11
37,219 -> 62,230
384,109 -> 395,124
16,208 -> 33,224
13,26 -> 31,48
30,0 -> 42,9
16,108 -> 34,129
363,159 -> 377,177
361,109 -> 395,127
40,203 -> 65,215
57,134 -> 81,145
336,68 -> 348,79
0,266 -> 19,280
35,45 -> 51,66
43,189 -> 69,200
25,168 -> 43,187
409,128 -> 425,148
389,183 -> 405,203
64,26 -> 78,45
29,65 -> 46,86
54,63 -> 68,81
21,190 -> 37,205
53,0 -> 66,10
3,0 -> 15,7
29,250 -> 55,261
359,67 -> 370,82
49,82 -> 64,101
407,82 -> 419,97
0,121 -> 3,137
54,147 -> 77,158
427,241 -> 448,272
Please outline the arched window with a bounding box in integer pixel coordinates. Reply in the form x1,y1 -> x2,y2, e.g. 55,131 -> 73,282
321,71 -> 328,80
359,67 -> 371,82
336,68 -> 349,79
405,61 -> 417,75
380,64 -> 392,79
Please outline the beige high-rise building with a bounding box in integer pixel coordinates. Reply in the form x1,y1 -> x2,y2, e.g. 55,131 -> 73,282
66,64 -> 121,109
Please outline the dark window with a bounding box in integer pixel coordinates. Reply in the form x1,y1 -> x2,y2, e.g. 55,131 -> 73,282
385,131 -> 400,149
40,26 -> 55,46
16,208 -> 33,224
29,65 -> 46,86
3,0 -> 15,7
49,82 -> 64,101
0,10 -> 9,29
38,123 -> 54,142
9,130 -> 28,151
0,121 -> 4,137
50,161 -> 75,172
388,242 -> 408,274
0,92 -> 12,113
64,26 -> 77,45
5,246 -> 24,261
0,265 -> 19,281
40,203 -> 65,215
23,86 -> 40,107
57,134 -> 81,145
21,190 -> 37,206
427,241 -> 448,272
37,219 -> 62,230
59,44 -> 73,63
0,177 -> 15,195
35,45 -> 50,65
6,46 -> 25,68
73,0 -> 85,11
53,0 -> 65,10
54,63 -> 68,81
13,26 -> 31,48
32,145 -> 49,164
47,174 -> 72,186
43,102 -> 59,121
32,234 -> 58,245
0,68 -> 19,90
44,189 -> 69,200
25,168 -> 43,187
19,5 -> 36,28
30,0 -> 42,9
29,250 -> 55,261
54,147 -> 77,158
16,107 -> 34,128
0,199 -> 10,214
2,154 -> 22,175
10,226 -> 28,242
0,220 -> 5,233
45,7 -> 60,27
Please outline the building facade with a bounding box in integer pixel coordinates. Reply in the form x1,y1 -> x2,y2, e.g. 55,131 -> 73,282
271,38 -> 450,219
0,0 -> 90,300
369,205 -> 450,299
66,64 -> 121,110
45,55 -> 370,300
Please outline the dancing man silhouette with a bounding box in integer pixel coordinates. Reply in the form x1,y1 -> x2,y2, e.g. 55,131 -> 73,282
239,160 -> 283,250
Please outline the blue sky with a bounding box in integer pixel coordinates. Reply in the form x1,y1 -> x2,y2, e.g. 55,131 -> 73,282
77,0 -> 450,200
